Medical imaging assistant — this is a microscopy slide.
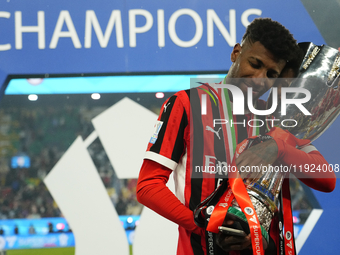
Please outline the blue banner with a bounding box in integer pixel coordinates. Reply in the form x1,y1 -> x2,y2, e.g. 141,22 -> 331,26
0,216 -> 140,248
0,0 -> 324,78
0,233 -> 75,250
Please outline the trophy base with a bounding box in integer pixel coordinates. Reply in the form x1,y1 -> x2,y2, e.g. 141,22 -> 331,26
226,207 -> 270,244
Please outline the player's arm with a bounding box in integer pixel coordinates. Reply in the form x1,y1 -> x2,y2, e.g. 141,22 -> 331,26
136,159 -> 204,235
237,138 -> 336,192
137,92 -> 204,235
274,138 -> 336,192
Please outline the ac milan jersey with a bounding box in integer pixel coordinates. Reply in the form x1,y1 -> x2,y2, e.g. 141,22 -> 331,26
144,83 -> 269,255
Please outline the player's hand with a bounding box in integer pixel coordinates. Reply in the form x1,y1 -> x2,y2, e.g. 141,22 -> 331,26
236,139 -> 278,184
216,231 -> 251,252
216,218 -> 268,252
216,217 -> 251,252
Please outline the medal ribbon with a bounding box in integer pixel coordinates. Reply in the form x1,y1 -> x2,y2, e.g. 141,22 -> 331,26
207,137 -> 265,255
282,179 -> 296,255
205,186 -> 234,232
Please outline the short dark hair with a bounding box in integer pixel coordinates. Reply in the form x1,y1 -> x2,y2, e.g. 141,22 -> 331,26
242,18 -> 300,63
282,48 -> 304,77
280,43 -> 305,77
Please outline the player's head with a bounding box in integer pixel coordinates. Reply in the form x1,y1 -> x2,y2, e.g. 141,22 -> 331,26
275,43 -> 305,96
267,44 -> 304,109
227,18 -> 300,103
279,43 -> 305,78
241,18 -> 299,64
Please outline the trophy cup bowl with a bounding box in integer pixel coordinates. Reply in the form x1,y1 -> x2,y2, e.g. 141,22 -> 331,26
272,42 -> 340,141
225,42 -> 340,241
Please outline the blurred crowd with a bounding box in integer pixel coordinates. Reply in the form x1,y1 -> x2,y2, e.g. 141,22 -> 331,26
0,97 -> 143,220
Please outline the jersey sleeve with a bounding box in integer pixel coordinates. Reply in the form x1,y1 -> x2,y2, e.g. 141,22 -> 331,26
136,159 -> 204,235
274,138 -> 336,192
144,93 -> 189,171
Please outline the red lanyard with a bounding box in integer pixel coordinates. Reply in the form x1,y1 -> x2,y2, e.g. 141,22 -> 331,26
207,137 -> 265,255
282,178 -> 296,255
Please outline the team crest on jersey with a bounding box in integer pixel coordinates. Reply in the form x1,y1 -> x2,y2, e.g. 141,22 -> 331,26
150,121 -> 163,144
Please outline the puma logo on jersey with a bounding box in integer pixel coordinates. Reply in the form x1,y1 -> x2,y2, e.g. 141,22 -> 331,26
206,126 -> 222,140
163,102 -> 171,112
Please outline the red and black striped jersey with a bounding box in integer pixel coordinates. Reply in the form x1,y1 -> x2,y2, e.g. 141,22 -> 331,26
144,84 -> 268,255
140,81 -> 335,255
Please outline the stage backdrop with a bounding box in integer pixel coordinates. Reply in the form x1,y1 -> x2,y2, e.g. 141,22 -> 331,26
0,1 -> 339,255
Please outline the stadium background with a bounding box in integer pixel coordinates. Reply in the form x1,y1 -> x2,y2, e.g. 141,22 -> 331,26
0,0 -> 339,254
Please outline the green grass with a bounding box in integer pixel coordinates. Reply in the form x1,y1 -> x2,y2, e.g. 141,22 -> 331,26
6,245 -> 133,255
7,247 -> 75,255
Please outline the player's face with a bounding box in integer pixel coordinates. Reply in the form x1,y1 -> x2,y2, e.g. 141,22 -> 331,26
227,41 -> 286,102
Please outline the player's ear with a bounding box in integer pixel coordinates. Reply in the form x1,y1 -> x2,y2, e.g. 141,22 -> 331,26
231,43 -> 241,63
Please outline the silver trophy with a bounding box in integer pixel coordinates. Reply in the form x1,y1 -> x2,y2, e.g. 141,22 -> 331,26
273,42 -> 340,141
226,42 -> 340,241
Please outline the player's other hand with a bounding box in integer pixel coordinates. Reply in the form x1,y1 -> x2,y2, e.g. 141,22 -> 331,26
216,231 -> 251,252
236,139 -> 278,183
216,216 -> 251,252
216,218 -> 268,252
